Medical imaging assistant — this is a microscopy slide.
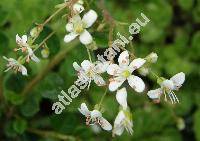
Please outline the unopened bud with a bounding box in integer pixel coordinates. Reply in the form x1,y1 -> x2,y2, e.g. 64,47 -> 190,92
146,52 -> 158,63
30,26 -> 43,38
138,67 -> 149,76
41,47 -> 50,58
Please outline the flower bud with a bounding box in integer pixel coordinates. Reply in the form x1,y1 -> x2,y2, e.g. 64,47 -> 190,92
30,26 -> 43,38
138,67 -> 149,76
146,52 -> 158,63
41,47 -> 50,58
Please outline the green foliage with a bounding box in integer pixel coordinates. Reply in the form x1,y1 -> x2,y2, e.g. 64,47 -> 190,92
0,0 -> 199,141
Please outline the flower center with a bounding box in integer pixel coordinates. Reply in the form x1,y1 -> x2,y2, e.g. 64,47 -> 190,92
74,23 -> 84,34
122,70 -> 131,78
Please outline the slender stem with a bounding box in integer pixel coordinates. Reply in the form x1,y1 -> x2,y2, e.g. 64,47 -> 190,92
27,128 -> 78,141
34,31 -> 55,52
98,88 -> 108,109
21,42 -> 78,96
87,48 -> 92,62
150,70 -> 160,79
40,4 -> 68,27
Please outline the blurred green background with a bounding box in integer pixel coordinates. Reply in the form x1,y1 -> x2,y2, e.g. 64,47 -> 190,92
0,0 -> 200,140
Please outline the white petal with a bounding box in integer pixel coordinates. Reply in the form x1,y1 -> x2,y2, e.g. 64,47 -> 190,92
170,72 -> 185,89
116,88 -> 127,109
107,64 -> 121,76
31,54 -> 40,63
81,60 -> 93,72
64,32 -> 78,43
73,62 -> 81,71
73,3 -> 84,13
118,51 -> 129,68
70,15 -> 82,23
127,75 -> 145,93
113,125 -> 124,136
161,80 -> 174,90
91,110 -> 102,118
66,23 -> 74,32
82,10 -> 98,28
109,76 -> 126,92
114,111 -> 125,125
16,34 -> 21,42
93,74 -> 106,86
100,117 -> 112,131
94,61 -> 110,74
147,88 -> 163,99
129,58 -> 146,72
78,103 -> 90,116
79,30 -> 93,45
21,66 -> 28,76
22,35 -> 28,43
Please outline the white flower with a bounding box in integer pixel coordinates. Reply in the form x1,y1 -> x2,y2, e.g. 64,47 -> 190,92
147,72 -> 185,104
73,60 -> 109,88
3,56 -> 27,76
64,0 -> 84,14
64,10 -> 97,45
113,109 -> 133,136
15,34 -> 40,63
78,103 -> 112,131
107,51 -> 146,92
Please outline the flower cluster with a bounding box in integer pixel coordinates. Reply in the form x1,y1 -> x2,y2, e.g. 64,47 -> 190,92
3,34 -> 40,76
2,0 -> 186,137
76,51 -> 185,136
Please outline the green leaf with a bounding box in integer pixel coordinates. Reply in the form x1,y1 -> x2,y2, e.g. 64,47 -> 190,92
4,90 -> 24,105
13,118 -> 27,134
20,95 -> 40,117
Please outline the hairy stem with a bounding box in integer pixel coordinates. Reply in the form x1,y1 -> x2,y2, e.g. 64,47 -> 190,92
21,42 -> 78,96
27,128 -> 79,141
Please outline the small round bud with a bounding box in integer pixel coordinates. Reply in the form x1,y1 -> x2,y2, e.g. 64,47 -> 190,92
146,52 -> 158,63
41,47 -> 50,58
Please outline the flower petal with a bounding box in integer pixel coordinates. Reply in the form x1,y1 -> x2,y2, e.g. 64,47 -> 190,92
73,3 -> 84,13
127,75 -> 145,93
113,111 -> 125,136
66,23 -> 74,32
100,117 -> 112,131
82,10 -> 98,28
161,80 -> 174,90
79,30 -> 93,45
91,110 -> 102,118
109,76 -> 126,92
21,65 -> 28,76
129,58 -> 146,72
107,64 -> 121,76
118,51 -> 129,68
94,61 -> 110,74
147,88 -> 163,99
116,88 -> 127,109
93,74 -> 106,86
31,54 -> 40,63
16,34 -> 21,42
64,32 -> 78,43
73,62 -> 81,71
78,103 -> 90,116
81,60 -> 93,72
22,35 -> 28,43
170,72 -> 185,89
